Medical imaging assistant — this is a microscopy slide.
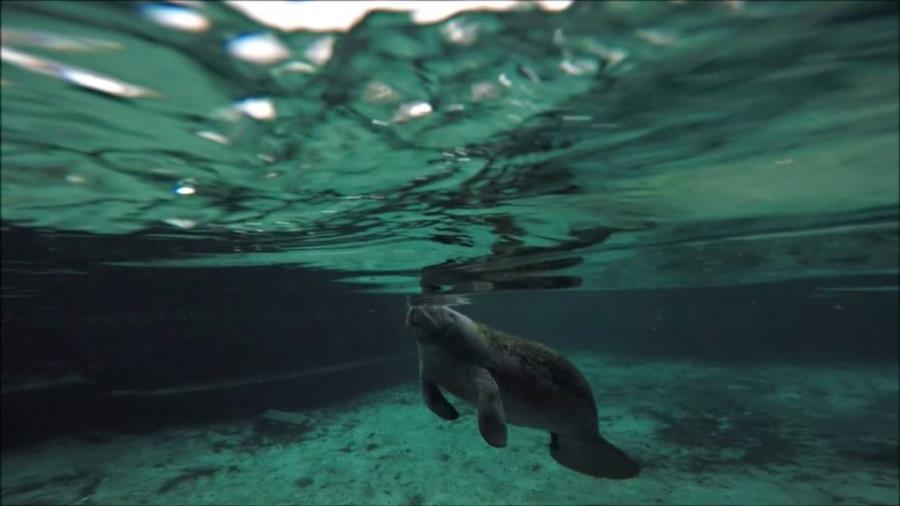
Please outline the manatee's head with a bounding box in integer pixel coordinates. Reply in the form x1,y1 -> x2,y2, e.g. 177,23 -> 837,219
406,305 -> 479,347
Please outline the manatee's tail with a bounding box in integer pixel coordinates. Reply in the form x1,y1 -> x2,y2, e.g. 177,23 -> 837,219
549,432 -> 641,479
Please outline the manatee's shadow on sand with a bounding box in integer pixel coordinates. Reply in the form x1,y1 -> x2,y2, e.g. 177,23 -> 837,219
635,386 -> 801,472
626,367 -> 899,478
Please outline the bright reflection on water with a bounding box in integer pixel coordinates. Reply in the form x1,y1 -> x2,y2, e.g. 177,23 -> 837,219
140,3 -> 211,33
0,1 -> 897,294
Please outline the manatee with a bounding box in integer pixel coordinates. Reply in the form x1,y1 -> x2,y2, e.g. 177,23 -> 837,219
406,304 -> 641,479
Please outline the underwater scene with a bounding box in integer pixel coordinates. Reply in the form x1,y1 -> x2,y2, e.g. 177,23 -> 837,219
1,0 -> 898,504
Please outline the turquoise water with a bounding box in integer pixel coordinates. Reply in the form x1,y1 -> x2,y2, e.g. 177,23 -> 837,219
2,0 -> 897,293
1,1 -> 898,504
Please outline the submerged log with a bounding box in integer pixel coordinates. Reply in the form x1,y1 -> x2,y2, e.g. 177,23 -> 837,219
107,353 -> 413,397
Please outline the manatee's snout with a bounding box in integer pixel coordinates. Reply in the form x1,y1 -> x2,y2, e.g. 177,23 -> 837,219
407,304 -> 483,355
406,305 -> 441,331
407,305 -> 462,344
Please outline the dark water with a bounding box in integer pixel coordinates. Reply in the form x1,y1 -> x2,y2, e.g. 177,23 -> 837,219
1,1 -> 898,504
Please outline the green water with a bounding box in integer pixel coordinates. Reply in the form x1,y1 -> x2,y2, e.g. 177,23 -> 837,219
1,2 -> 898,505
2,0 -> 897,294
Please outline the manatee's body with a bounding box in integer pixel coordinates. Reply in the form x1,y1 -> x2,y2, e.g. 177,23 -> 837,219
406,305 -> 641,479
421,323 -> 596,432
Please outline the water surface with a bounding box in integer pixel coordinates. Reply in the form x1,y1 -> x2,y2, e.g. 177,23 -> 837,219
3,0 -> 896,294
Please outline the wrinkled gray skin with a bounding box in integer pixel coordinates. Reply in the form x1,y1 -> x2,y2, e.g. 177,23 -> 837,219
406,304 -> 641,479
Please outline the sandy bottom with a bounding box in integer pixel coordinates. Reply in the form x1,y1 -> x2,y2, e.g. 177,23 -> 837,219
2,353 -> 898,505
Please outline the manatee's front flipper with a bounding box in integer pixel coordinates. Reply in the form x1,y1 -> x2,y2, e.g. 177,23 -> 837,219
421,379 -> 459,420
549,432 -> 640,479
471,367 -> 507,448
